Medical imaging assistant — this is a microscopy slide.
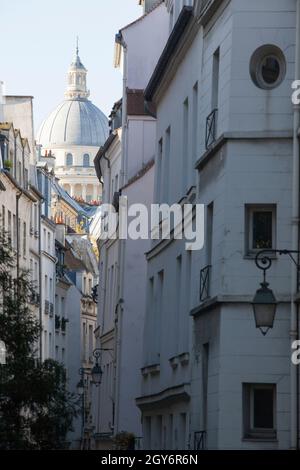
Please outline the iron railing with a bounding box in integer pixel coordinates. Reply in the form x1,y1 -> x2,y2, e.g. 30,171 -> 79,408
205,108 -> 218,150
44,300 -> 50,315
194,431 -> 207,450
55,315 -> 61,330
200,265 -> 211,302
49,302 -> 54,317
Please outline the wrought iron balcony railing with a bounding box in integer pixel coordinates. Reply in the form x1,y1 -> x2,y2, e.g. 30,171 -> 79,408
49,302 -> 54,318
55,315 -> 61,330
44,300 -> 50,315
200,265 -> 211,302
194,431 -> 207,450
205,108 -> 218,150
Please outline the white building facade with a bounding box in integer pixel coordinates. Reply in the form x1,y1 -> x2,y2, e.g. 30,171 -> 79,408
138,0 -> 300,450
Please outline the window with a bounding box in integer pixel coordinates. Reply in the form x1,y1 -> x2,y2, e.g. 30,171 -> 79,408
246,205 -> 276,254
66,153 -> 73,166
45,275 -> 48,300
164,127 -> 171,201
47,232 -> 51,253
243,383 -> 276,440
250,45 -> 286,90
83,154 -> 90,167
23,222 -> 26,257
13,214 -> 17,249
89,324 -> 93,359
202,343 -> 209,431
212,48 -> 220,111
8,211 -> 11,242
192,82 -> 199,162
157,138 -> 163,202
182,100 -> 189,192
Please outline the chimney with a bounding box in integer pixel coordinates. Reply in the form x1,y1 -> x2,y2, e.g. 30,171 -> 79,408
56,222 -> 66,246
140,0 -> 159,14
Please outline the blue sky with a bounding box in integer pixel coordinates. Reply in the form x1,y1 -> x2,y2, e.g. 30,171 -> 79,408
0,0 -> 141,130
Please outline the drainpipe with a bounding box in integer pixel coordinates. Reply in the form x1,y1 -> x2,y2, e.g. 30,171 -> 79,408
16,191 -> 22,280
291,0 -> 300,450
114,33 -> 128,435
38,199 -> 43,362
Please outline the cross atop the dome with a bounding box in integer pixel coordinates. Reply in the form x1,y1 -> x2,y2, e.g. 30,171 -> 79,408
76,36 -> 79,57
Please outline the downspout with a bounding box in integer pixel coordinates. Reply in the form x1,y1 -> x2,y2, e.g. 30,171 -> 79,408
291,0 -> 300,450
114,33 -> 128,435
16,191 -> 22,280
38,198 -> 43,362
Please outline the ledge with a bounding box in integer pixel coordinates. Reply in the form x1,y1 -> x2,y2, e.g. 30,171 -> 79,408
191,294 -> 292,317
195,131 -> 293,172
136,383 -> 190,411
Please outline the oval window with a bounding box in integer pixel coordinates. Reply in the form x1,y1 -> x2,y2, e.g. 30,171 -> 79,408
250,45 -> 286,90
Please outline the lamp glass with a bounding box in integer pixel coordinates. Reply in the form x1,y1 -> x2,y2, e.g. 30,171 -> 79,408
252,282 -> 277,334
91,364 -> 103,386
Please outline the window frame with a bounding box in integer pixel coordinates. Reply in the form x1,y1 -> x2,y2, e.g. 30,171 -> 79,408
66,153 -> 73,166
245,204 -> 276,256
243,383 -> 277,441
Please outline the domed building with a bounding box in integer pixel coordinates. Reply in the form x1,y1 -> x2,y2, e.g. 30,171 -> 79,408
37,46 -> 109,203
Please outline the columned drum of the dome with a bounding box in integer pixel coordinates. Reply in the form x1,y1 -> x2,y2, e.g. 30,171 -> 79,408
37,47 -> 109,204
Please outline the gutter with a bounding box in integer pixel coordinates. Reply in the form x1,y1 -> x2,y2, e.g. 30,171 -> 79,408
144,6 -> 193,102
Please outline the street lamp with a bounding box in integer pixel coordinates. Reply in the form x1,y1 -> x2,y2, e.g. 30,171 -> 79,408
253,249 -> 300,335
91,349 -> 103,387
76,377 -> 84,396
252,280 -> 277,335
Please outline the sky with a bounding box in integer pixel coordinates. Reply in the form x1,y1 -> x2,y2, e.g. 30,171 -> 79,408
0,0 -> 142,131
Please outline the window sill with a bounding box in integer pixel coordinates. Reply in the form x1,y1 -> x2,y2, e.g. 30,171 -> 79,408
242,437 -> 278,443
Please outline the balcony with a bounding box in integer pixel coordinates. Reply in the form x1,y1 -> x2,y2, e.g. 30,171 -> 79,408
49,302 -> 54,318
193,431 -> 207,450
200,265 -> 211,302
205,108 -> 218,150
55,315 -> 61,330
44,300 -> 54,316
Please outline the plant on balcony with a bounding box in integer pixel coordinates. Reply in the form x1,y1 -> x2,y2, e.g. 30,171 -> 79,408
114,432 -> 136,450
3,160 -> 12,171
0,230 -> 79,449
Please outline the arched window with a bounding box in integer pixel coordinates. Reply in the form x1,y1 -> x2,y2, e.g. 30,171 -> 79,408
83,154 -> 90,167
66,153 -> 73,166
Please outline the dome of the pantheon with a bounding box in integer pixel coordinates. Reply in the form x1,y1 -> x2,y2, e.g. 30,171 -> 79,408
37,48 -> 109,148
